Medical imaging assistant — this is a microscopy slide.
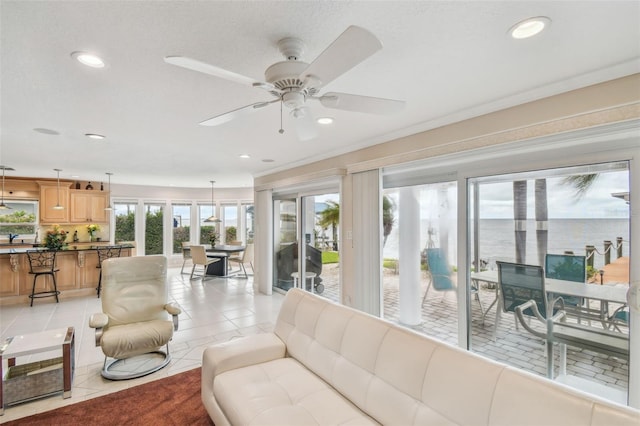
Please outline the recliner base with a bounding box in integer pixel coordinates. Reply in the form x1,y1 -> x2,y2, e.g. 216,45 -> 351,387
101,350 -> 171,380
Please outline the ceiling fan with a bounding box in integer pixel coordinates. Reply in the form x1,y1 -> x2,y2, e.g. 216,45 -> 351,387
164,26 -> 405,140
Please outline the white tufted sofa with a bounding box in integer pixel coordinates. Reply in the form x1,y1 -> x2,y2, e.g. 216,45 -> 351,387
202,288 -> 639,425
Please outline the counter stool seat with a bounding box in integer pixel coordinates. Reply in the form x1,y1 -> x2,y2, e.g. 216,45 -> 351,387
26,250 -> 60,307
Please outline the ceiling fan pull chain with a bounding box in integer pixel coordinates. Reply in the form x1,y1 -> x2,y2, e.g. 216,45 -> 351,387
279,100 -> 285,134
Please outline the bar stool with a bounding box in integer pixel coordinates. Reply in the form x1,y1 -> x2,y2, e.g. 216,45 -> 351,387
26,250 -> 60,307
96,245 -> 122,297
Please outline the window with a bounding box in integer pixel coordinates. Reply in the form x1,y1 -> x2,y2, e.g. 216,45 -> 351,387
222,204 -> 238,243
0,200 -> 38,237
199,204 -> 217,244
144,204 -> 164,255
172,204 -> 191,254
114,203 -> 136,243
243,203 -> 254,243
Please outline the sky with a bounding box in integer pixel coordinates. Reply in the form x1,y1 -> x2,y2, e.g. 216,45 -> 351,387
478,171 -> 629,219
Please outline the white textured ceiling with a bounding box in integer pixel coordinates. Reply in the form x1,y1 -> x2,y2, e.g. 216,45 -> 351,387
1,1 -> 639,189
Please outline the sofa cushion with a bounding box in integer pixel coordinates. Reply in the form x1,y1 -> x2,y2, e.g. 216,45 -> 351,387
213,357 -> 379,425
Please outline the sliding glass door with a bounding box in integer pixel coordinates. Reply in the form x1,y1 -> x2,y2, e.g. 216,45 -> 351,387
468,161 -> 630,403
272,191 -> 340,302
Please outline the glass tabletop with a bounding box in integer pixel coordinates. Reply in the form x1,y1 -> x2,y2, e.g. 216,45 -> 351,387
0,327 -> 72,358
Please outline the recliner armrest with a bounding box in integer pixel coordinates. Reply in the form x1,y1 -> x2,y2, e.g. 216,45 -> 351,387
89,313 -> 109,347
164,303 -> 181,330
164,303 -> 181,315
89,313 -> 109,328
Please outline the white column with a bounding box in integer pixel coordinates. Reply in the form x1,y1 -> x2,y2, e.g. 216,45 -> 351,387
628,152 -> 640,409
254,189 -> 273,295
399,186 -> 422,326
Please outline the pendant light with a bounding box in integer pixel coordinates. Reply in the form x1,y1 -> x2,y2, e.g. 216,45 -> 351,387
104,172 -> 113,211
204,180 -> 221,222
52,168 -> 65,210
0,165 -> 15,210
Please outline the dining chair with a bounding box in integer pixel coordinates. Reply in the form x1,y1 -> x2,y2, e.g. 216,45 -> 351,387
228,243 -> 253,278
96,245 -> 122,298
26,249 -> 60,307
190,245 -> 219,280
180,242 -> 192,274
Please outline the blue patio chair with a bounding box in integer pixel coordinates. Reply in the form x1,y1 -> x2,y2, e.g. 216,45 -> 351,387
422,248 -> 483,313
545,253 -> 587,322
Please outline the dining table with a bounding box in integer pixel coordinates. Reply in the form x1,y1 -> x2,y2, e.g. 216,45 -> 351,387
204,244 -> 246,277
470,270 -> 629,327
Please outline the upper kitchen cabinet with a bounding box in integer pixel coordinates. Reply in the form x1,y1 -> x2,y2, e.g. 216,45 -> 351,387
38,182 -> 70,224
70,191 -> 109,223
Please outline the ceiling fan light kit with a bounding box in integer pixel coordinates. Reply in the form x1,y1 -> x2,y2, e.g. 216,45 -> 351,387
164,25 -> 405,141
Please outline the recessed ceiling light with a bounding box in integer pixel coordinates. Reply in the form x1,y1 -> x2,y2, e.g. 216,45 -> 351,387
71,175 -> 80,178
262,159 -> 275,163
317,117 -> 334,125
71,51 -> 105,68
509,16 -> 551,39
239,154 -> 251,159
85,133 -> 105,140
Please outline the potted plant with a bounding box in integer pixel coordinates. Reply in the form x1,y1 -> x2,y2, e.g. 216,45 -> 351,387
44,225 -> 68,250
208,230 -> 219,247
87,224 -> 101,242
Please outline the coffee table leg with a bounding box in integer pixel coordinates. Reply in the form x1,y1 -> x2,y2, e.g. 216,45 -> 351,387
62,328 -> 75,399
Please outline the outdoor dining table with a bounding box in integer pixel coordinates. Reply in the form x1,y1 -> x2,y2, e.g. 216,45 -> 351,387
470,270 -> 629,327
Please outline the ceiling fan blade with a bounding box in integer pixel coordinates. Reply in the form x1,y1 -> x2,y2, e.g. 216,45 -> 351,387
164,56 -> 275,90
299,26 -> 382,89
292,107 -> 318,141
319,92 -> 405,115
199,100 -> 276,126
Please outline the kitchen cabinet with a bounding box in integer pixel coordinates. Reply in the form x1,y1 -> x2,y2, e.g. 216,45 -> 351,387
70,191 -> 109,223
38,184 -> 70,224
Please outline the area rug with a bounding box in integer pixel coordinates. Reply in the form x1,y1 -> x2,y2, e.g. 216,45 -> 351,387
5,368 -> 213,426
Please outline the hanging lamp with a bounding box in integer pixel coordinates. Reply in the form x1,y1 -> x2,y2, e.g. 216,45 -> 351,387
52,168 -> 65,210
204,180 -> 221,222
0,165 -> 15,210
104,172 -> 113,210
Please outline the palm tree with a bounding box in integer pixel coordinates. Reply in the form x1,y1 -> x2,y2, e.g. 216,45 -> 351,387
513,180 -> 527,263
318,201 -> 340,251
382,195 -> 396,247
562,174 -> 599,198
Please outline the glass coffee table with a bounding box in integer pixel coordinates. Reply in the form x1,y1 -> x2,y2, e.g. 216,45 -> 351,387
0,327 -> 75,414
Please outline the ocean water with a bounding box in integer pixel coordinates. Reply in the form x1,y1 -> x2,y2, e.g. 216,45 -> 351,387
383,218 -> 630,269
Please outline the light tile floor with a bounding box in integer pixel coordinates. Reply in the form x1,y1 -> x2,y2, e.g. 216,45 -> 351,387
0,268 -> 285,423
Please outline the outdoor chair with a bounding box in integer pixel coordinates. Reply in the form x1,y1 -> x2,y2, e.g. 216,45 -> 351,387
545,253 -> 588,323
96,245 -> 122,297
26,249 -> 60,307
89,256 -> 181,380
422,248 -> 483,313
494,261 -> 565,340
190,245 -> 219,280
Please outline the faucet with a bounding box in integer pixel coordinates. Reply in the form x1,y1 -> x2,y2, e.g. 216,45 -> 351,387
8,233 -> 19,244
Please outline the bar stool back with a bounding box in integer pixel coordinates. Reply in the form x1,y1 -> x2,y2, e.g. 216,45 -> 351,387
26,250 -> 60,307
96,245 -> 122,297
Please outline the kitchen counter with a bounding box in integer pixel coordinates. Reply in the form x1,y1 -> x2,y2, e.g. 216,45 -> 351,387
0,243 -> 134,255
0,245 -> 133,305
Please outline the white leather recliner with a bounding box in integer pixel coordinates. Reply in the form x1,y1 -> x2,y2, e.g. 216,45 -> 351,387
89,255 -> 180,380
